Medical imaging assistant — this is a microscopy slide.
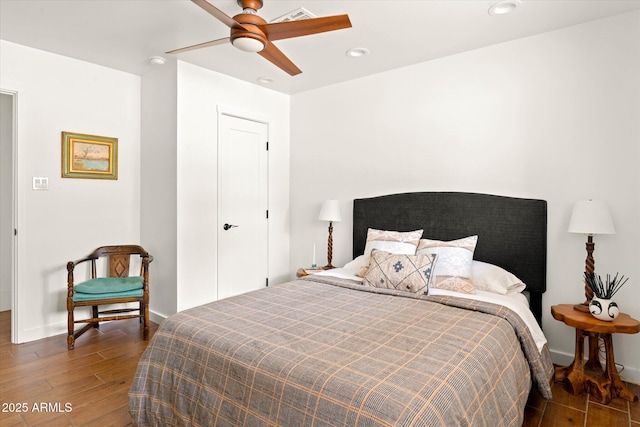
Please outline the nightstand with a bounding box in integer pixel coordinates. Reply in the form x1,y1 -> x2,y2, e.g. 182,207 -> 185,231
551,304 -> 640,404
296,267 -> 328,278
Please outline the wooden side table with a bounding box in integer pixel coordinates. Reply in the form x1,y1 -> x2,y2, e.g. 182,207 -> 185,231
296,267 -> 330,278
551,304 -> 640,404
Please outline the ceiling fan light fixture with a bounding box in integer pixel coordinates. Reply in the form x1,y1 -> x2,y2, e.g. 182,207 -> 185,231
232,36 -> 265,52
488,0 -> 522,16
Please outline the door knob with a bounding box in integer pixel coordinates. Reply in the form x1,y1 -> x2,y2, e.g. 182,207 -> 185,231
223,223 -> 238,230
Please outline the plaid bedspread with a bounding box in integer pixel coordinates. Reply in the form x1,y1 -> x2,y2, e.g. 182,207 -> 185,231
129,276 -> 553,426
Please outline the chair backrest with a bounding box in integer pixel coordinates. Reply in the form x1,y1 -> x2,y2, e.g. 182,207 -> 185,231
88,245 -> 151,278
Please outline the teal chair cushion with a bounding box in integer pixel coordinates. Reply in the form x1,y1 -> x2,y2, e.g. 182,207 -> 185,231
73,276 -> 144,302
74,276 -> 143,293
73,288 -> 143,302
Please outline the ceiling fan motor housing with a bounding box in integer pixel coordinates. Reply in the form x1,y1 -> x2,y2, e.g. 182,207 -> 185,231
237,0 -> 263,12
231,13 -> 268,51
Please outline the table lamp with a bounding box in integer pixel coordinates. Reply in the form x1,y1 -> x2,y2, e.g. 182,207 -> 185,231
318,200 -> 341,269
568,199 -> 615,312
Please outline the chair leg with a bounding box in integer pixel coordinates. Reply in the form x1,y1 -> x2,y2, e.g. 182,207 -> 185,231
92,306 -> 99,329
67,306 -> 75,350
143,302 -> 149,340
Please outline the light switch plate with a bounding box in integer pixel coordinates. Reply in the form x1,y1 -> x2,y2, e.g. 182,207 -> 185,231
33,177 -> 49,190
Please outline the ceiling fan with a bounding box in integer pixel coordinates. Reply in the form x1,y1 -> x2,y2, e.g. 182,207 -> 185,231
167,0 -> 352,76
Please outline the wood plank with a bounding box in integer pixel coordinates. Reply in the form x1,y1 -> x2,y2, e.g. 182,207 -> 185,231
630,382 -> 640,423
540,401 -> 586,426
587,402 -> 631,427
0,377 -> 52,399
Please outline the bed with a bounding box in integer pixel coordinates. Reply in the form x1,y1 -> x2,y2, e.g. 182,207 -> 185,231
129,192 -> 554,427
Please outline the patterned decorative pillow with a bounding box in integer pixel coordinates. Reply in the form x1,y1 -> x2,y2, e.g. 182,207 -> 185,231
363,249 -> 438,295
356,228 -> 423,277
415,235 -> 478,294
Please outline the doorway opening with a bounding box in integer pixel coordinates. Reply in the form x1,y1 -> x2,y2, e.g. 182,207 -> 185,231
0,90 -> 17,343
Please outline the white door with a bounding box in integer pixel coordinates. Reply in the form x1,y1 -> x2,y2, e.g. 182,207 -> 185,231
217,113 -> 268,299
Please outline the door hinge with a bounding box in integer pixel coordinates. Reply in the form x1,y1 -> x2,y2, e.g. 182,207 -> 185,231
265,278 -> 269,287
266,141 -> 269,150
14,228 -> 17,236
266,210 -> 269,219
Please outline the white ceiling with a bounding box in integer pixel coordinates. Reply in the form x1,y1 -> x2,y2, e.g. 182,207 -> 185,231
2,0 -> 640,95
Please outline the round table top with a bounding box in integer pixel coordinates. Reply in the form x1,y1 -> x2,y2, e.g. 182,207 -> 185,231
551,304 -> 640,334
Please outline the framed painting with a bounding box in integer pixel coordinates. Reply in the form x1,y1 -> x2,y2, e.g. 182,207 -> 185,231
62,132 -> 118,179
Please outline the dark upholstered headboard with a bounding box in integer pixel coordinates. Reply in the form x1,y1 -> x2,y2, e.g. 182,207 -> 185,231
353,192 -> 547,326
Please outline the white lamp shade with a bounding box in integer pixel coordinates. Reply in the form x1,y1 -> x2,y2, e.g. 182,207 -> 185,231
318,200 -> 342,222
568,200 -> 615,235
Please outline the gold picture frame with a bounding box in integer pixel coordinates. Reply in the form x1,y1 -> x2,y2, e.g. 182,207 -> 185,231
62,132 -> 118,179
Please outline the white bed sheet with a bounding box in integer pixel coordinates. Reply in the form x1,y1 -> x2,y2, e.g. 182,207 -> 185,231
315,267 -> 547,353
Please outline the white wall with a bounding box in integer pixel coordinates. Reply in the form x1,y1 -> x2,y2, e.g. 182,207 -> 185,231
0,40 -> 141,342
175,61 -> 291,311
140,60 -> 291,316
0,40 -> 290,339
290,11 -> 640,382
140,60 -> 178,320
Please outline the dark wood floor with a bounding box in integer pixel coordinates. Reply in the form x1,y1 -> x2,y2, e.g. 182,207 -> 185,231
1,309 -> 638,426
525,376 -> 639,427
0,310 -> 157,426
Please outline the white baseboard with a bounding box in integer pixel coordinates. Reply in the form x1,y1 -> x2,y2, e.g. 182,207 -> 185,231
549,348 -> 639,385
17,323 -> 66,344
12,310 -> 168,344
149,310 -> 167,326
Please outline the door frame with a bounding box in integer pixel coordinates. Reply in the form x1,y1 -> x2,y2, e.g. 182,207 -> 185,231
216,105 -> 270,297
1,88 -> 19,343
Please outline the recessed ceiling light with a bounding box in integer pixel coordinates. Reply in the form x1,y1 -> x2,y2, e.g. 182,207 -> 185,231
149,56 -> 166,66
346,47 -> 369,58
488,0 -> 522,16
257,76 -> 274,84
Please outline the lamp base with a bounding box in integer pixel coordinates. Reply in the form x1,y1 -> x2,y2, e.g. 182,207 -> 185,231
573,302 -> 591,313
323,264 -> 335,270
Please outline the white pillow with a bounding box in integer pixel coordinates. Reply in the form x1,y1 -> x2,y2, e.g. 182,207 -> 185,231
471,261 -> 526,295
355,228 -> 423,277
416,235 -> 478,294
343,255 -> 367,276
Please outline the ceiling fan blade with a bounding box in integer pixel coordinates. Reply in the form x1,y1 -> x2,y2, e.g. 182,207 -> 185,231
192,0 -> 238,28
258,41 -> 302,76
259,14 -> 351,41
166,37 -> 230,54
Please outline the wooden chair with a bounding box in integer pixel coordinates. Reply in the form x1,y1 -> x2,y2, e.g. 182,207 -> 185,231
66,245 -> 153,350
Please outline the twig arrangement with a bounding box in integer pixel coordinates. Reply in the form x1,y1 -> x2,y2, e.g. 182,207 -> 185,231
584,272 -> 629,299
